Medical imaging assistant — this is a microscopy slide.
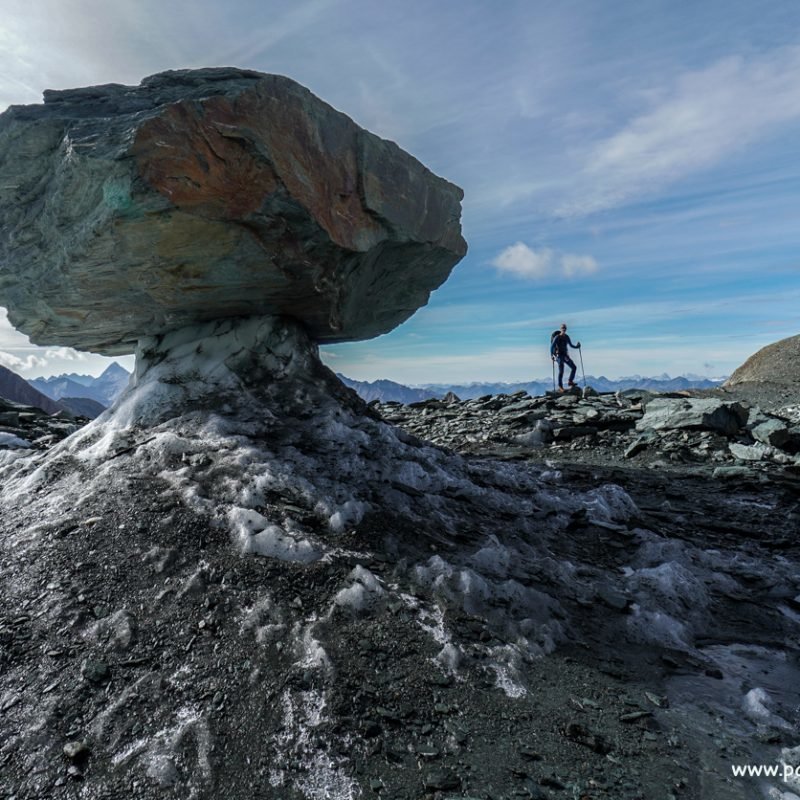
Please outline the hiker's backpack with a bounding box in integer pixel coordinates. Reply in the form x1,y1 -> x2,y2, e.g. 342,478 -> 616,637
550,329 -> 560,356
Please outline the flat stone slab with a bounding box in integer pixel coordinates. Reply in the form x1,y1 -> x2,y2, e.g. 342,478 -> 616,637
636,397 -> 747,436
0,68 -> 466,354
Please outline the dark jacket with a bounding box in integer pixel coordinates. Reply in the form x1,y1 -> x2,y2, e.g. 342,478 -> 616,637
551,333 -> 578,358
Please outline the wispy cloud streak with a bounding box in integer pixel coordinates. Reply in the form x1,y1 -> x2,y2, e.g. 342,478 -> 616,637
561,46 -> 800,215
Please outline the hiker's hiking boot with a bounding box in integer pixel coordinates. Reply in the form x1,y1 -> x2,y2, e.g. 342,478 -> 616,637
568,381 -> 576,387
558,386 -> 565,392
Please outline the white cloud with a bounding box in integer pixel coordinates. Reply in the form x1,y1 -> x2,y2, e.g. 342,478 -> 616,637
44,347 -> 86,362
491,243 -> 598,281
0,350 -> 46,372
562,45 -> 800,215
515,286 -> 800,330
491,243 -> 553,279
560,254 -> 598,277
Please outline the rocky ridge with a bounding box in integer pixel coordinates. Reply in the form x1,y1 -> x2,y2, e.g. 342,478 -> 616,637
726,334 -> 800,387
375,387 -> 800,482
0,363 -> 66,415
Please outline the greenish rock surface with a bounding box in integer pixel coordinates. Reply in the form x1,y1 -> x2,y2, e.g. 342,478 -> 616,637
0,68 -> 466,354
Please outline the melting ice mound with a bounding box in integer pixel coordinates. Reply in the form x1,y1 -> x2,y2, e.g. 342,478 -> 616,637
8,314 -> 595,570
1,316 -> 799,798
3,314 -> 636,658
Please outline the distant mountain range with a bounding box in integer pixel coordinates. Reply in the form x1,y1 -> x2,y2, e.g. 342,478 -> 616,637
336,375 -> 435,404
1,364 -> 109,419
0,364 -> 65,415
339,373 -> 725,403
4,361 -> 725,419
30,362 -> 131,408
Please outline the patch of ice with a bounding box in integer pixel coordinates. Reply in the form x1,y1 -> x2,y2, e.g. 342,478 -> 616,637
584,484 -> 638,522
743,687 -> 792,730
0,448 -> 30,470
229,508 -> 321,562
0,432 -> 31,449
270,689 -> 359,800
94,673 -> 162,747
416,601 -> 450,648
140,707 -> 212,794
328,499 -> 368,533
413,554 -> 565,656
628,562 -> 710,614
241,595 -> 286,644
436,642 -> 462,672
112,738 -> 149,767
780,745 -> 800,793
627,604 -> 692,649
491,662 -> 527,698
767,790 -> 800,800
333,565 -> 386,614
293,620 -> 332,674
469,535 -> 512,579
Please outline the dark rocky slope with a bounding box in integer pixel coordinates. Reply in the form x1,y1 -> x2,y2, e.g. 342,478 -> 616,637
726,334 -> 800,386
0,364 -> 65,415
723,334 -> 800,414
2,341 -> 799,800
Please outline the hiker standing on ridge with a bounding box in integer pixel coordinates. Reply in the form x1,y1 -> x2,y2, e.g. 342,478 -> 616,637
551,323 -> 581,391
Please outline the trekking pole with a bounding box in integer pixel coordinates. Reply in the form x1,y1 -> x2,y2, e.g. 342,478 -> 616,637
552,359 -> 556,393
579,347 -> 586,389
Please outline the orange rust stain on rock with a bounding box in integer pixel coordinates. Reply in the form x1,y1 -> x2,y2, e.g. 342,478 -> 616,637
234,82 -> 384,251
131,95 -> 279,220
131,82 -> 385,252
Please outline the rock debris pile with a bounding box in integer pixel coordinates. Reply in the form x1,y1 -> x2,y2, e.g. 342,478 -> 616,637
376,388 -> 800,479
0,396 -> 86,452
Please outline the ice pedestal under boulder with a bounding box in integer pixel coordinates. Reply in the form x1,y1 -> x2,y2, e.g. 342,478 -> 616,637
1,313 -> 637,652
55,314 -> 606,577
102,315 -> 363,429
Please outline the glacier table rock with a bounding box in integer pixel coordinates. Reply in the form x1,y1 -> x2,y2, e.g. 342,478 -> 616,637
0,68 -> 466,355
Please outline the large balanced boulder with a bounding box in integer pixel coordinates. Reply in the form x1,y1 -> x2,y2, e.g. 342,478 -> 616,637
0,68 -> 466,355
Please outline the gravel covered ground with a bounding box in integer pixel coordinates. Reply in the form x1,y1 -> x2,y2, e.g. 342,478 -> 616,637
2,370 -> 800,800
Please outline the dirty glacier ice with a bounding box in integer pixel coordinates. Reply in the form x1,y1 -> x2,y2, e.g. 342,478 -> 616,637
0,316 -> 799,799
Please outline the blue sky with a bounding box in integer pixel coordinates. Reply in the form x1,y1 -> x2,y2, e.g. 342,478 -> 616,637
1,0 -> 799,382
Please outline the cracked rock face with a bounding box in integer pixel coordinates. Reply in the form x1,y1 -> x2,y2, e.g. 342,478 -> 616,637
0,67 -> 466,354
